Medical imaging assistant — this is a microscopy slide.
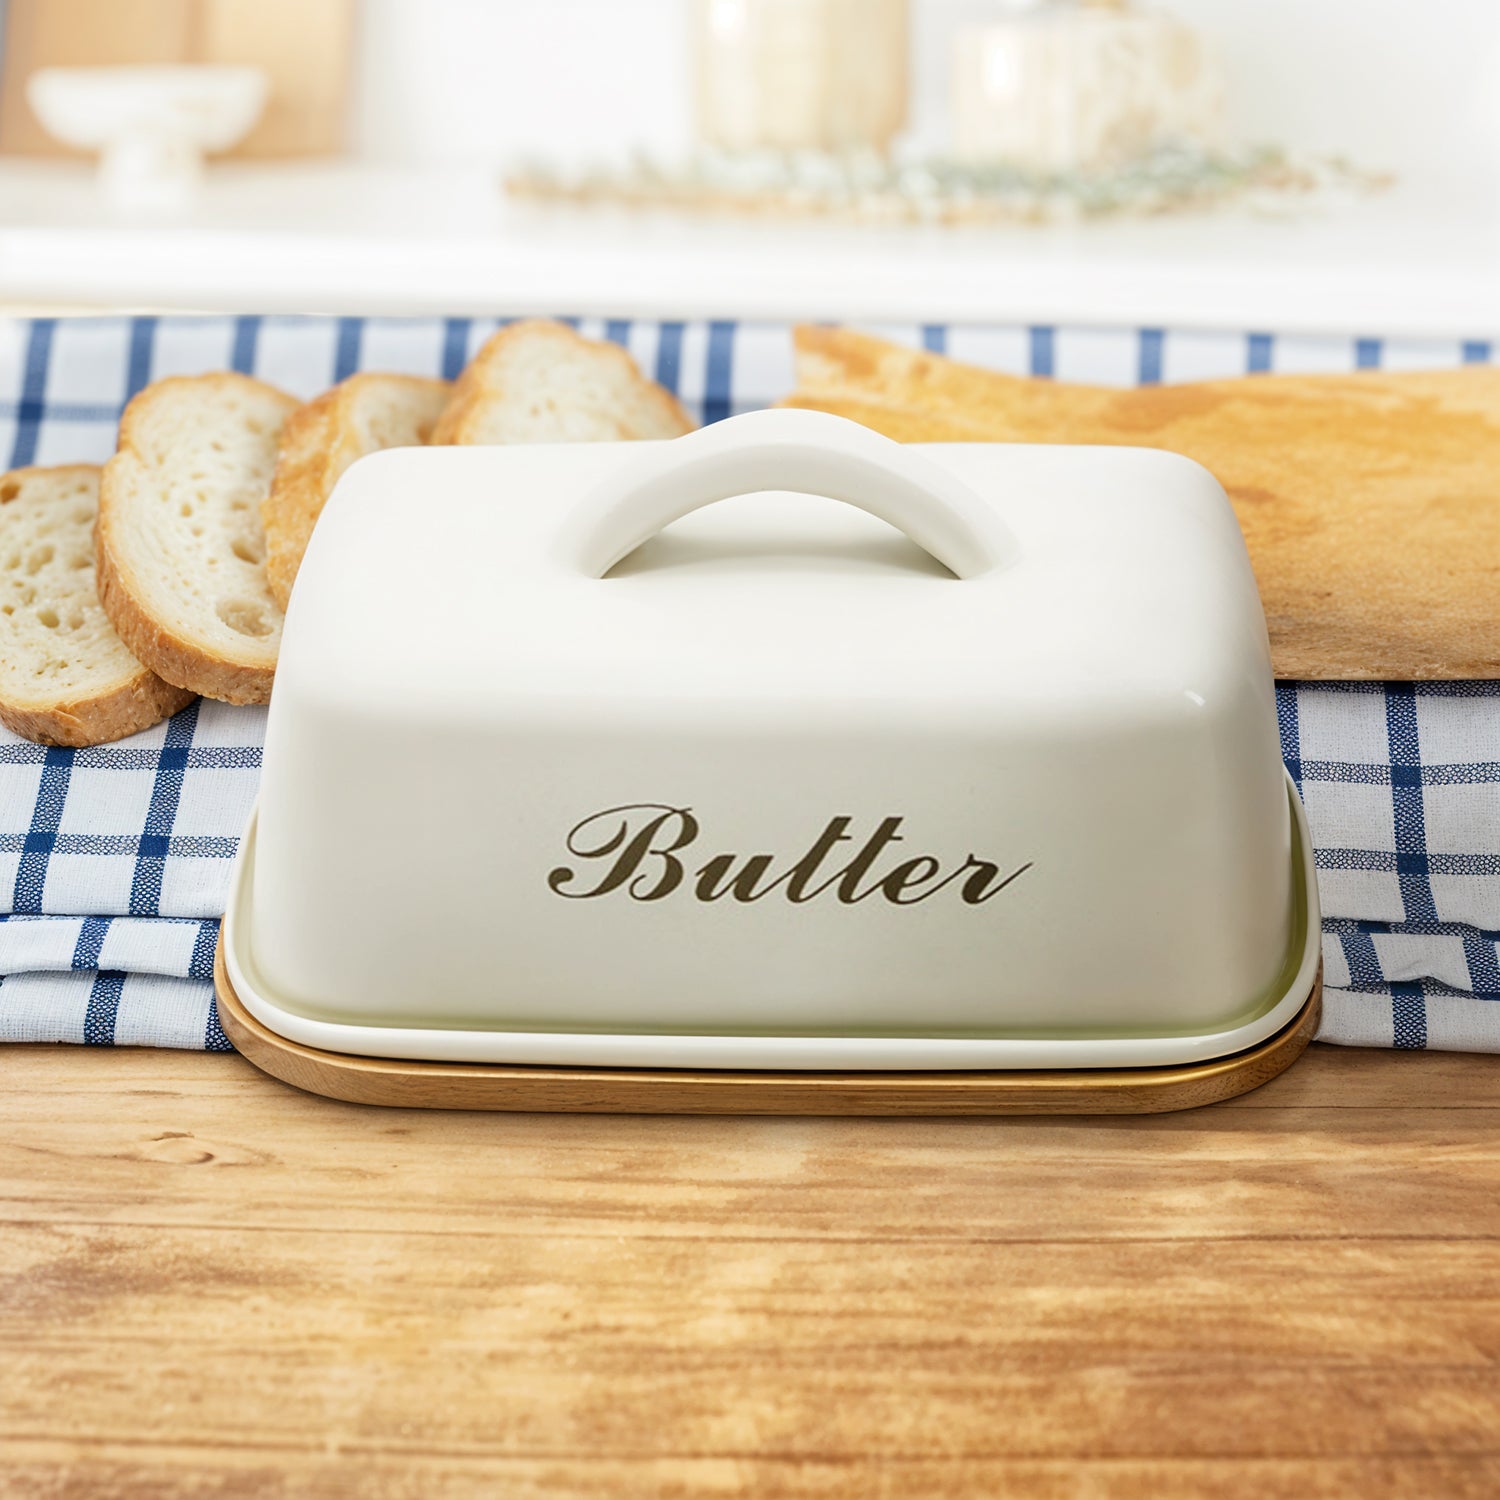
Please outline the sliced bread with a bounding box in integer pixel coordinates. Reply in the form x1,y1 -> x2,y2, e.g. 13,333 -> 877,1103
263,372 -> 450,611
431,320 -> 695,444
97,373 -> 299,706
0,465 -> 194,746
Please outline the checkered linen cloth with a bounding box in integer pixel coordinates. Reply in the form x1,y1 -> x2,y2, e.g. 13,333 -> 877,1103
2,314 -> 1498,1051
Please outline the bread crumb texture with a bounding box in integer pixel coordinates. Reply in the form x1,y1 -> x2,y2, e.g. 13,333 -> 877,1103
0,465 -> 193,745
98,374 -> 299,703
432,320 -> 695,444
263,373 -> 450,612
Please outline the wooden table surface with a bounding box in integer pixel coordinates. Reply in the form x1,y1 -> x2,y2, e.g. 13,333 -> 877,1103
4,1041 -> 1499,1499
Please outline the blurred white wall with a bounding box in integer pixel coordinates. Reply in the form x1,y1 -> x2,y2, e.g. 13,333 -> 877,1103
353,0 -> 1500,190
352,0 -> 689,167
1165,0 -> 1500,187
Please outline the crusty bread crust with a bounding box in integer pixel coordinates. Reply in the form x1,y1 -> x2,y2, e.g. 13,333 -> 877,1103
93,540 -> 273,705
263,373 -> 450,612
0,667 -> 194,747
263,388 -> 337,613
431,319 -> 694,444
0,463 -> 196,746
786,325 -> 1500,681
97,373 -> 297,706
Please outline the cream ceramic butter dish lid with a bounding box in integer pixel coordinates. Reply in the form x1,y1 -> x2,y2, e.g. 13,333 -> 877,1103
224,409 -> 1319,1071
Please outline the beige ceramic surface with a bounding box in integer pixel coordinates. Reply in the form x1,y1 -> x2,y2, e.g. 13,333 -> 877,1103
237,412 -> 1314,1066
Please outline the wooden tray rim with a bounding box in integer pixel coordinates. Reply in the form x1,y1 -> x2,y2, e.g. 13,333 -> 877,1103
214,939 -> 1322,1115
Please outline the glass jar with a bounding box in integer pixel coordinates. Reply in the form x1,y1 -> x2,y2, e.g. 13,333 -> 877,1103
693,0 -> 909,155
951,0 -> 1223,173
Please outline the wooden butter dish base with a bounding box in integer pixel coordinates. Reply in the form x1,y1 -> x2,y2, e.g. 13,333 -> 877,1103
214,941 -> 1322,1115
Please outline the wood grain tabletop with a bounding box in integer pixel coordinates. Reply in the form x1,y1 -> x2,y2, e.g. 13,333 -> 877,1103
3,1041 -> 1499,1499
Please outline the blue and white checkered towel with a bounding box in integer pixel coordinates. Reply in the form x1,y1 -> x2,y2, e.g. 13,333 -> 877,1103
0,700 -> 260,1048
3,314 -> 1498,1052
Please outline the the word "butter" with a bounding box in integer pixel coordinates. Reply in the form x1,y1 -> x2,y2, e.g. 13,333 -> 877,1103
547,804 -> 1033,907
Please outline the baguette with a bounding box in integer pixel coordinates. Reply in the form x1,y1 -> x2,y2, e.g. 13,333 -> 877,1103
0,464 -> 193,746
263,372 -> 450,611
97,373 -> 298,705
432,320 -> 694,444
785,326 -> 1500,680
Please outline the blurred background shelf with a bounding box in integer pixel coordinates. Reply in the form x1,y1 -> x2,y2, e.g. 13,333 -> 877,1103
0,161 -> 1495,333
0,0 -> 1495,332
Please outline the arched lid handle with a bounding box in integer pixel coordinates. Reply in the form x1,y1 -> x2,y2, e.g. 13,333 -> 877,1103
563,408 -> 1016,580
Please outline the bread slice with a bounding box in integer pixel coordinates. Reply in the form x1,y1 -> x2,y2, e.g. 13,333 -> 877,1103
263,373 -> 450,611
0,465 -> 194,746
97,373 -> 299,706
784,325 -> 1500,680
431,320 -> 695,445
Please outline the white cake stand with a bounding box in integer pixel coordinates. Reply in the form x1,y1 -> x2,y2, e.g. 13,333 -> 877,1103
26,65 -> 268,212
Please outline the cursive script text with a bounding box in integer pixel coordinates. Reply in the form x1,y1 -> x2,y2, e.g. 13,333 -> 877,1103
547,804 -> 1033,906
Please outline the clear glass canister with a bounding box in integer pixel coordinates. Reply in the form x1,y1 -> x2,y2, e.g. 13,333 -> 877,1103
693,0 -> 909,155
951,0 -> 1223,173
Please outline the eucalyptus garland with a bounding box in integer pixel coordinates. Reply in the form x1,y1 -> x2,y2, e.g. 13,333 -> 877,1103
507,145 -> 1390,225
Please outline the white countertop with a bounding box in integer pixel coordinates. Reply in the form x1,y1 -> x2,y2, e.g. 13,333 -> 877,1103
0,160 -> 1495,335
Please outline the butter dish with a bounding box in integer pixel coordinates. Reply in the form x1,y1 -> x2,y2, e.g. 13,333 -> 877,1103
223,409 -> 1319,1071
